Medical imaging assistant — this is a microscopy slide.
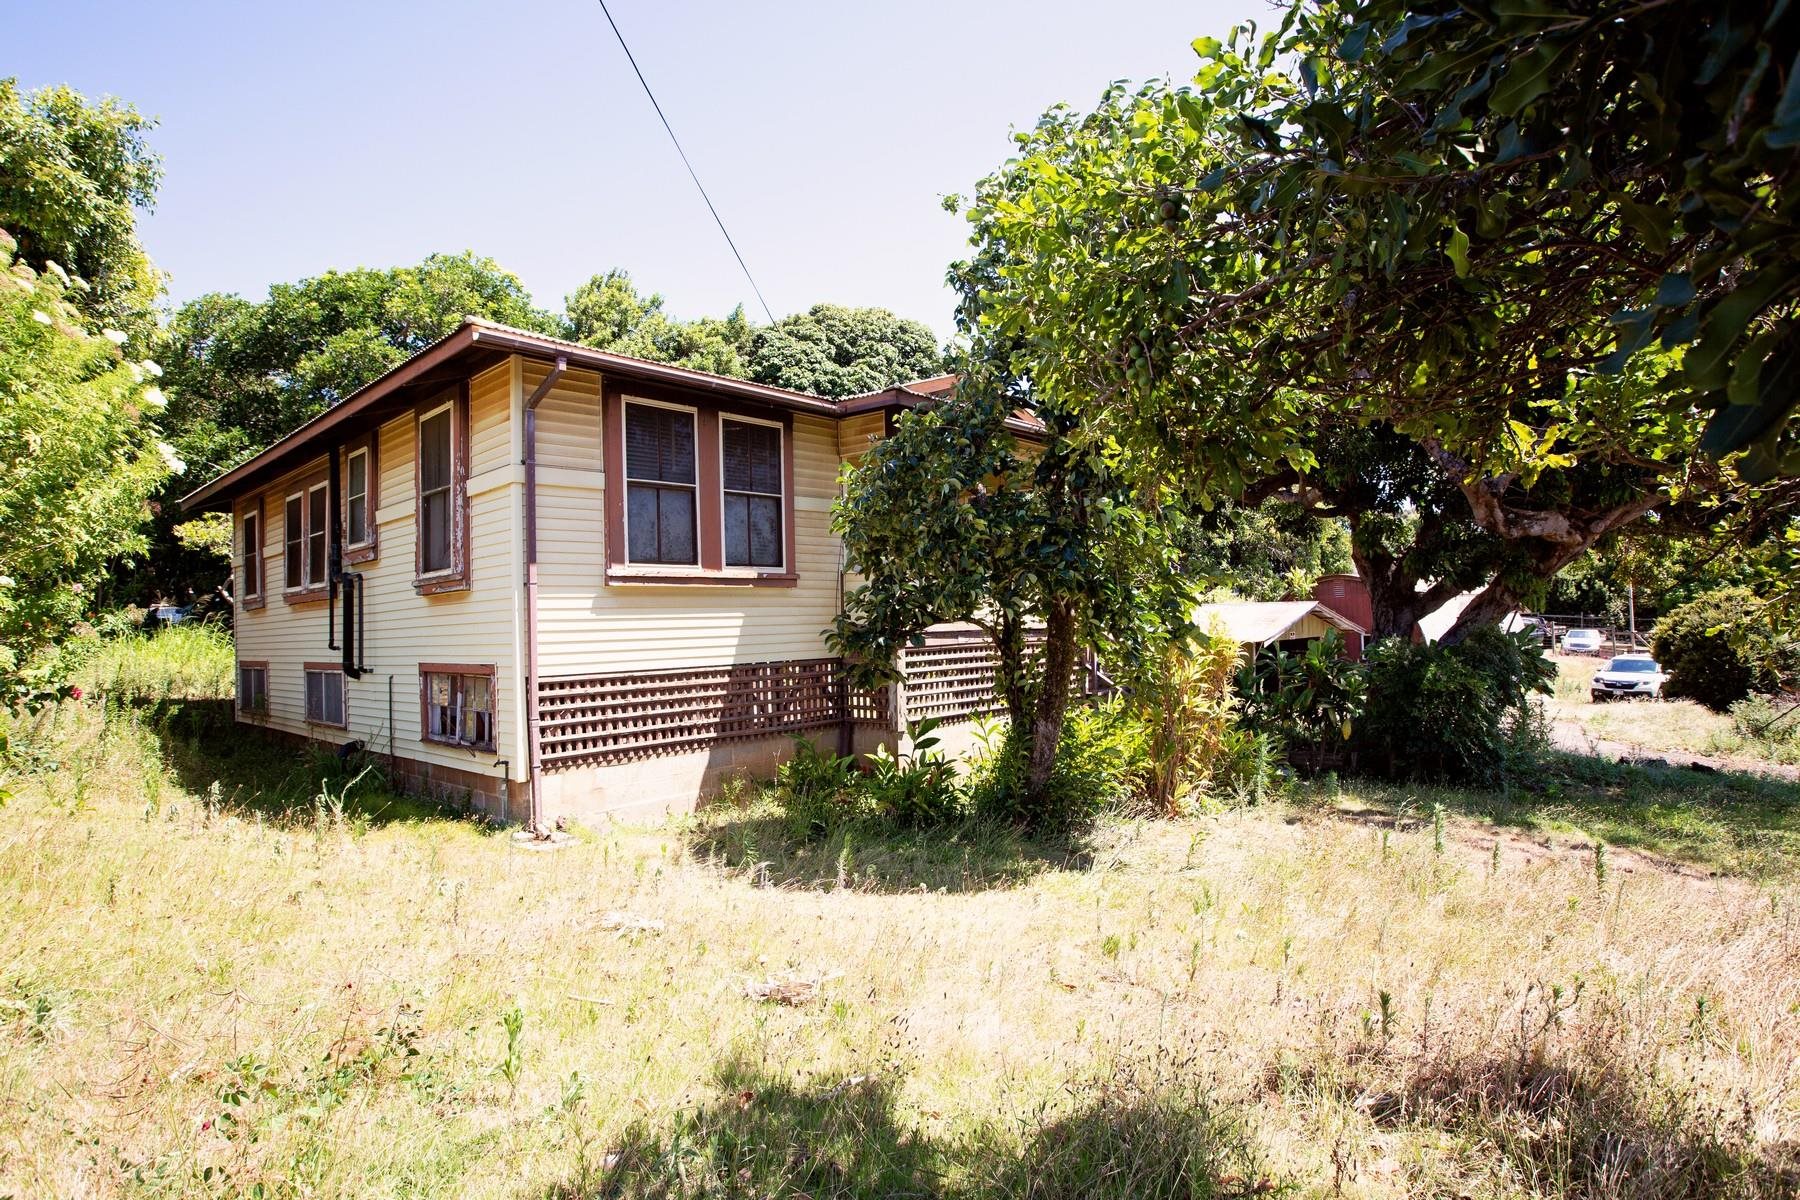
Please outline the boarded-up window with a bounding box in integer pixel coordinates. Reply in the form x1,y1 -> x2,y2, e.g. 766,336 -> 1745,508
346,447 -> 369,545
423,668 -> 495,751
237,664 -> 267,713
306,484 -> 327,585
624,403 -> 698,565
721,419 -> 783,568
305,667 -> 344,726
240,510 -> 261,598
419,406 -> 453,573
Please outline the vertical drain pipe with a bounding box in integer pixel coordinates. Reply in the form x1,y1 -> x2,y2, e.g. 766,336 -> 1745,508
521,355 -> 567,835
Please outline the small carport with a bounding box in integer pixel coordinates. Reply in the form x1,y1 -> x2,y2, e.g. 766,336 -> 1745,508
1195,600 -> 1367,660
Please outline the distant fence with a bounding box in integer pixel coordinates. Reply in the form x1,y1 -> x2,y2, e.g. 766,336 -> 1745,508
1536,614 -> 1651,653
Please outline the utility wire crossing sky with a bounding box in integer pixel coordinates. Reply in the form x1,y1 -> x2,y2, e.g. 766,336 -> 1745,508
14,0 -> 1244,337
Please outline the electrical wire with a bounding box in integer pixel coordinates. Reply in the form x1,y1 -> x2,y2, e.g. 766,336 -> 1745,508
593,0 -> 778,324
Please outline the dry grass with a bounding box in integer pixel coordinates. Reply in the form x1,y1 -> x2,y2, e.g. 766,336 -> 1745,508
2,687 -> 1798,1198
1546,654 -> 1799,771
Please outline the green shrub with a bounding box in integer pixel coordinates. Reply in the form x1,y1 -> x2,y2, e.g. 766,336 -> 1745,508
772,721 -> 965,837
1651,587 -> 1797,711
1358,626 -> 1554,785
1213,726 -> 1288,804
1236,629 -> 1366,772
773,736 -> 867,839
1724,695 -> 1800,765
1126,628 -> 1243,814
77,621 -> 235,704
968,700 -> 1147,831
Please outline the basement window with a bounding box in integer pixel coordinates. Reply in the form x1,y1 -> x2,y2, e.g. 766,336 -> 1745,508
237,663 -> 268,715
304,665 -> 345,727
421,666 -> 495,752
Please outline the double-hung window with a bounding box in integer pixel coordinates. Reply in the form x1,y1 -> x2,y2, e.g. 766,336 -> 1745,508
422,666 -> 495,751
282,484 -> 330,594
305,665 -> 345,727
721,418 -> 783,568
239,509 -> 262,601
418,403 -> 455,575
306,483 -> 327,586
237,663 -> 268,714
624,402 -> 699,565
284,494 -> 304,590
345,447 -> 370,547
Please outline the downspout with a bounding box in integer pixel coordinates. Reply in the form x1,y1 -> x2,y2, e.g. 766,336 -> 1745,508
521,355 -> 567,835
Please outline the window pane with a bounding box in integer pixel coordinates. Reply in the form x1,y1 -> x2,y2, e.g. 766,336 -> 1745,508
420,411 -> 451,491
308,488 -> 327,583
348,496 -> 367,545
348,452 -> 366,499
421,490 -> 450,572
325,677 -> 343,725
306,671 -> 321,720
242,515 -> 258,594
625,405 -> 695,484
723,492 -> 748,566
285,498 -> 302,589
723,421 -> 780,494
657,486 -> 696,564
627,484 -> 661,562
466,674 -> 491,713
749,495 -> 782,566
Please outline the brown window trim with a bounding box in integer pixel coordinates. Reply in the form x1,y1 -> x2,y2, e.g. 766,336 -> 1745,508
413,382 -> 471,595
303,661 -> 348,729
236,660 -> 269,718
281,470 -> 331,605
238,499 -> 266,611
602,379 -> 796,588
343,436 -> 380,565
418,662 -> 498,753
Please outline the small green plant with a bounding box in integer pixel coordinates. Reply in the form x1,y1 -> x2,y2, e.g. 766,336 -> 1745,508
1432,802 -> 1446,856
1593,840 -> 1609,890
498,1001 -> 526,1100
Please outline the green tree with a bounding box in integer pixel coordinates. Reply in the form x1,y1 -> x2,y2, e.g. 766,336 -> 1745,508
0,228 -> 168,697
950,3 -> 1783,640
829,371 -> 1193,824
159,253 -> 553,482
562,269 -> 754,376
747,304 -> 944,397
0,79 -> 163,344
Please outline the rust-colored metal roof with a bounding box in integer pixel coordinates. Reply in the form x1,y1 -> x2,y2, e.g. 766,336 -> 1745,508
180,325 -> 1045,513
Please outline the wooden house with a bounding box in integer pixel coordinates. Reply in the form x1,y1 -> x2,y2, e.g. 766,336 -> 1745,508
181,318 -> 1009,829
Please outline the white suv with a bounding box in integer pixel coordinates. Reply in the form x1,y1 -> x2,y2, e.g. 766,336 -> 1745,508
1561,628 -> 1605,654
1590,654 -> 1667,701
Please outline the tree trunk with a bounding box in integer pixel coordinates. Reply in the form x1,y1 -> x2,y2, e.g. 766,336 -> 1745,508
1440,578 -> 1522,644
1022,597 -> 1080,809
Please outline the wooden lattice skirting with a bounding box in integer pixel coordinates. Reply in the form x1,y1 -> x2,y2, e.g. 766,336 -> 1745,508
539,658 -> 886,770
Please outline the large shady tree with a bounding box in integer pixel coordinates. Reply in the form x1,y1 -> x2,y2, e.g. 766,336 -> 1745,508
953,0 -> 1800,639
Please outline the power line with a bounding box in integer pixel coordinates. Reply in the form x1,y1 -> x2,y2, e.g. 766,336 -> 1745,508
593,0 -> 778,324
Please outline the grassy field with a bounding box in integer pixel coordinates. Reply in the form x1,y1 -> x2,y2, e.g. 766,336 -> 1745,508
1546,654 -> 1800,769
2,636 -> 1798,1198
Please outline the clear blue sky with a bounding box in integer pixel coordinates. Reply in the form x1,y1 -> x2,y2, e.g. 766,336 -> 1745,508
16,0 -> 1252,339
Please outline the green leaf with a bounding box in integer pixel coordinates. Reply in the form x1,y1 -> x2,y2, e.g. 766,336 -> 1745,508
1766,49 -> 1800,148
1489,40 -> 1568,116
1654,273 -> 1695,307
1445,225 -> 1471,278
1340,22 -> 1373,62
1192,36 -> 1223,59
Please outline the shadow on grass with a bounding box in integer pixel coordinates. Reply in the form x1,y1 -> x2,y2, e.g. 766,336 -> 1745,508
684,802 -> 1094,895
550,1053 -> 1273,1200
1273,1039 -> 1799,1199
1330,750 -> 1799,879
132,697 -> 453,827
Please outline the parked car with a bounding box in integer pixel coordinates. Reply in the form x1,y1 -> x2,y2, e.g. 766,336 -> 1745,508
1590,654 -> 1667,701
1519,615 -> 1552,647
1561,627 -> 1605,654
